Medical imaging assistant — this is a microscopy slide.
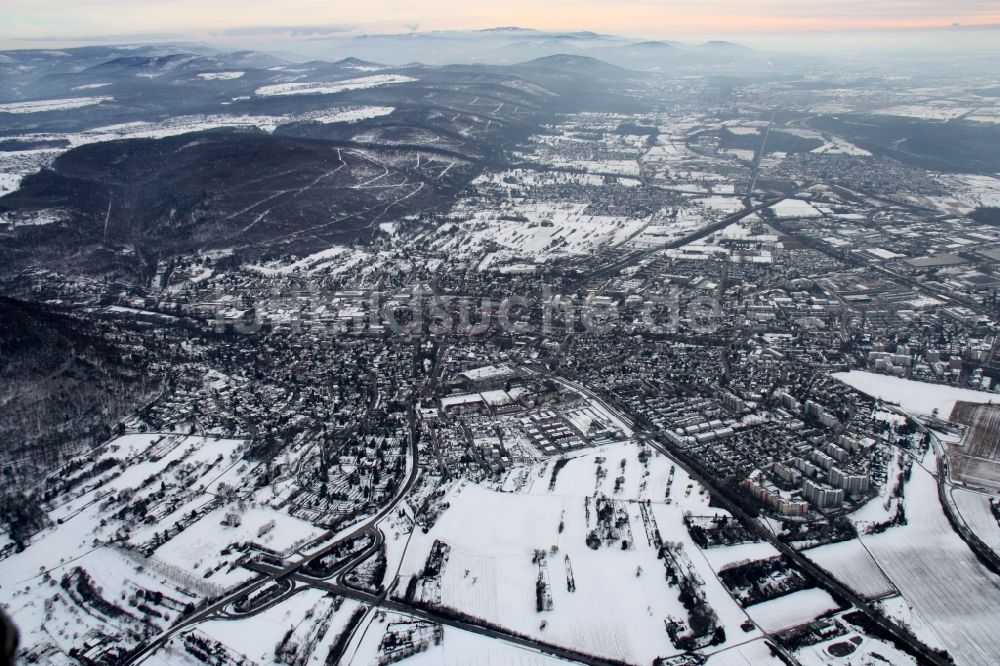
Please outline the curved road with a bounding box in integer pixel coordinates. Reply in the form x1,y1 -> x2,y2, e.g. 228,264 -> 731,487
121,406 -> 420,665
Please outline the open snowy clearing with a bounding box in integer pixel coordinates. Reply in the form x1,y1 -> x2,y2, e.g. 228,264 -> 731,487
153,505 -> 323,589
393,441 -> 763,664
769,199 -> 823,218
704,638 -> 784,665
255,74 -> 417,96
196,71 -> 244,80
744,588 -> 840,633
701,541 -> 780,572
935,173 -> 1000,210
832,370 -> 999,417
444,201 -> 646,262
0,96 -> 112,113
311,106 -> 395,124
874,105 -> 971,121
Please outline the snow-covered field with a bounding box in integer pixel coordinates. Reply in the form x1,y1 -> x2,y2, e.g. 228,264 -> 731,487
255,74 -> 417,97
248,246 -> 372,276
699,195 -> 745,214
147,590 -> 363,666
0,172 -> 20,197
874,105 -> 971,121
632,204 -> 733,250
0,432 -> 332,661
832,370 -> 999,417
0,95 -> 112,113
701,541 -> 780,572
704,638 -> 784,665
720,148 -> 755,161
769,198 -> 823,218
311,106 -> 395,124
860,451 -> 1000,665
443,201 -> 646,263
196,71 -> 244,80
951,488 -> 1000,556
803,539 -> 896,599
153,505 -> 322,589
744,588 -> 840,633
934,173 -> 1000,211
393,441 -> 763,664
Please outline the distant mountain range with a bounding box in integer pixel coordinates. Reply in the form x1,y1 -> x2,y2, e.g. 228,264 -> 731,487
283,26 -> 783,69
22,26 -> 777,70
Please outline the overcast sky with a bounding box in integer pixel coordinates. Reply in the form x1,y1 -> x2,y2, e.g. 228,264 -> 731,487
2,0 -> 999,48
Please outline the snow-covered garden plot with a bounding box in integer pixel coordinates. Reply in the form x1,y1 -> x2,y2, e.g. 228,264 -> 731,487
394,440 -> 763,664
860,452 -> 1000,665
0,432 -> 325,661
723,125 -> 763,135
744,588 -> 839,633
248,245 -> 374,276
1,545 -> 214,664
666,216 -> 778,262
153,505 -> 323,589
147,590 -> 362,666
720,147 -> 756,161
952,489 -> 1000,555
447,202 -> 646,261
255,74 -> 417,96
802,540 -> 895,599
525,442 -> 709,507
473,168 -> 618,189
832,370 -> 999,418
349,610 -> 571,666
930,174 -> 1000,213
